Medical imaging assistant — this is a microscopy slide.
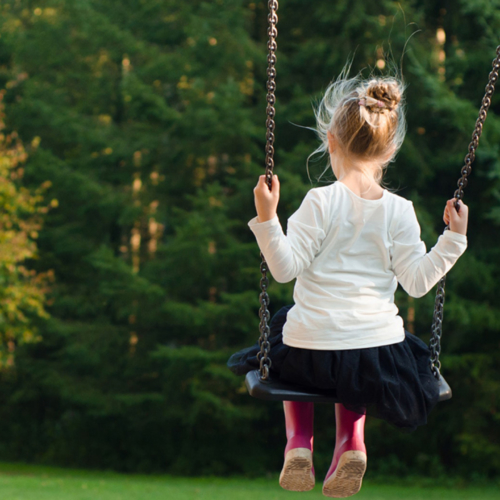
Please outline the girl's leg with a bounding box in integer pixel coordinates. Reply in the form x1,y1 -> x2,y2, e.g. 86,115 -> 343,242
329,403 -> 366,471
279,401 -> 315,492
323,403 -> 367,498
284,400 -> 314,455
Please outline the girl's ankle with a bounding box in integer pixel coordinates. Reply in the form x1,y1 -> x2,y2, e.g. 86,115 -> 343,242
334,436 -> 366,454
285,435 -> 313,455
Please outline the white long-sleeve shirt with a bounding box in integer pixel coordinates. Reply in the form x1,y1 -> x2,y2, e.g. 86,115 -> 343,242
248,181 -> 467,350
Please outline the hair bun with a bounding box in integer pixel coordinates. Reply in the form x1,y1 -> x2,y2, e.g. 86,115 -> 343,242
365,80 -> 401,112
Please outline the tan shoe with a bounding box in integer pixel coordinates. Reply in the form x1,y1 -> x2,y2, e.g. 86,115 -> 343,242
279,447 -> 315,492
322,450 -> 367,497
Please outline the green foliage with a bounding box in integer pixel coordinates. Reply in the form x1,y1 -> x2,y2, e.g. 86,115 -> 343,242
0,92 -> 51,365
0,0 -> 498,479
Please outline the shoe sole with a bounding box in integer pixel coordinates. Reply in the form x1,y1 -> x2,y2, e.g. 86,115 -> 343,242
279,448 -> 315,492
322,450 -> 367,498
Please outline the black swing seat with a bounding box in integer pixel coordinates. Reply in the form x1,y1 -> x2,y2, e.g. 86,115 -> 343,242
245,369 -> 452,403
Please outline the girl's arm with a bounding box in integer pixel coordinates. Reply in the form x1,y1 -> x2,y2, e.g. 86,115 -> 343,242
390,200 -> 468,298
249,177 -> 326,283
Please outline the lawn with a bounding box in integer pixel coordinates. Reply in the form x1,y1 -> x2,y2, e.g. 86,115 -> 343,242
0,463 -> 498,500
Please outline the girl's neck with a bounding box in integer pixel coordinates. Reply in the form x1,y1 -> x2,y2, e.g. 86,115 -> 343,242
337,171 -> 384,200
330,150 -> 385,201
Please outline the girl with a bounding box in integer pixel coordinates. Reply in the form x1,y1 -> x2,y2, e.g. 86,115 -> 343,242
227,73 -> 468,497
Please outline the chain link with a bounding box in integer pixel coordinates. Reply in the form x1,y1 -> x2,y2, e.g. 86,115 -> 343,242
429,46 -> 500,379
257,0 -> 279,381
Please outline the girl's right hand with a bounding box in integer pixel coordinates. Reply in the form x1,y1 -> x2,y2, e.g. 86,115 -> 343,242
443,198 -> 468,235
254,174 -> 280,222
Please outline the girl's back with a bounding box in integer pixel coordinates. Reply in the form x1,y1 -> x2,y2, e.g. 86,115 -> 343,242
287,181 -> 406,350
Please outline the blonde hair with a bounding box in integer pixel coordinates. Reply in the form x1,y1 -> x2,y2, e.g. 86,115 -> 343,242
308,62 -> 407,185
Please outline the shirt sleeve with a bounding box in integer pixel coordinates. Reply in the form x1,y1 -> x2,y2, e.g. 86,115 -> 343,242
390,202 -> 468,298
247,188 -> 326,283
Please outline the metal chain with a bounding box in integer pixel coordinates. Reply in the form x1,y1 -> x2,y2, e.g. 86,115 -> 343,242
257,0 -> 279,381
429,45 -> 500,379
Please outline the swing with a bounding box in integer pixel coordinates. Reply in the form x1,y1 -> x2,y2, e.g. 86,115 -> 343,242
245,1 -> 500,403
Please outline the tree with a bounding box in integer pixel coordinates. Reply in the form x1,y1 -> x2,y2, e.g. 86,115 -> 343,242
0,90 -> 51,367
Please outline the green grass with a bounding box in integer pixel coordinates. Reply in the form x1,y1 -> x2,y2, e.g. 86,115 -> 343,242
0,463 -> 498,500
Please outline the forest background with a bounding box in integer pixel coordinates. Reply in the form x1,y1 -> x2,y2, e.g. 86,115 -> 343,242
0,0 -> 498,480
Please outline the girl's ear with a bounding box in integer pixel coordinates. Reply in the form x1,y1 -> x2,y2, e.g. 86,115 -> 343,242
327,130 -> 337,154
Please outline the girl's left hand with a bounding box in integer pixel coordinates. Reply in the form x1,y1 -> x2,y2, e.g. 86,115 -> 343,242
254,174 -> 280,222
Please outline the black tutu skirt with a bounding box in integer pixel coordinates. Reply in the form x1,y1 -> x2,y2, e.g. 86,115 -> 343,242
227,305 -> 440,432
